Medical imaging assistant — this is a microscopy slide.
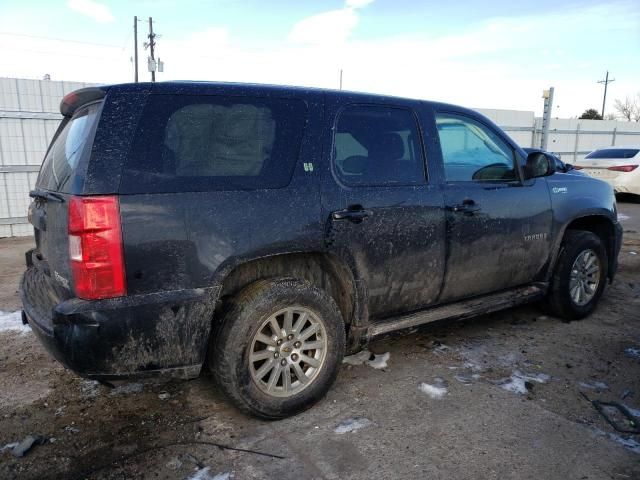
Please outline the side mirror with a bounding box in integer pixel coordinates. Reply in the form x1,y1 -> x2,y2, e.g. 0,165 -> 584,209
524,152 -> 552,179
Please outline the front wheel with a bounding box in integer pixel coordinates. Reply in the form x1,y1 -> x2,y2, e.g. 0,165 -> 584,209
544,230 -> 608,320
209,278 -> 345,419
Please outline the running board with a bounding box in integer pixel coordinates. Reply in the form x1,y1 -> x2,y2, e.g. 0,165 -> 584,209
367,284 -> 546,339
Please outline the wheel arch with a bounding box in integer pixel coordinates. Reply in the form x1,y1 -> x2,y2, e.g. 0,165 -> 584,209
553,214 -> 618,281
213,252 -> 359,331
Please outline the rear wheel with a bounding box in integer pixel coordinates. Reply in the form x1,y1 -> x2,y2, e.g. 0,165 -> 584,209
544,230 -> 608,320
209,278 -> 345,419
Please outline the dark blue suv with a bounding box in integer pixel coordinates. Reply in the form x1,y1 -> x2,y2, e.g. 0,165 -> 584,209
21,82 -> 622,418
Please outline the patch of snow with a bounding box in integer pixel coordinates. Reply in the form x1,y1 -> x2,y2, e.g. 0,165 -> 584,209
610,434 -> 640,454
342,350 -> 371,366
617,213 -> 630,221
432,343 -> 450,354
166,457 -> 182,470
630,251 -> 638,256
0,311 -> 31,334
498,370 -> 550,395
622,404 -> 640,419
592,427 -> 640,455
499,376 -> 528,394
454,372 -> 481,385
463,361 -> 483,372
334,417 -> 374,434
418,379 -> 448,399
187,468 -> 232,480
212,473 -> 232,480
624,347 -> 640,359
579,381 -> 610,391
158,391 -> 171,400
80,380 -> 101,398
109,382 -> 144,396
0,442 -> 18,453
343,350 -> 390,369
367,352 -> 390,369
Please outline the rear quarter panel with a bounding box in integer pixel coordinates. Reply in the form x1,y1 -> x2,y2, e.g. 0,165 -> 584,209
120,94 -> 325,295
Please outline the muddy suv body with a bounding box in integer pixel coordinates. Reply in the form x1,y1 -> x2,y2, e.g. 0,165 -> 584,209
21,82 -> 622,417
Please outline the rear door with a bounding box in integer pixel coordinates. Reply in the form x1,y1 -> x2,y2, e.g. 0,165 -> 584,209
28,101 -> 103,297
321,100 -> 446,319
434,112 -> 552,302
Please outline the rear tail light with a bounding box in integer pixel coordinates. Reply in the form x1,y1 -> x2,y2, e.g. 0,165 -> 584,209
607,165 -> 638,173
68,196 -> 126,300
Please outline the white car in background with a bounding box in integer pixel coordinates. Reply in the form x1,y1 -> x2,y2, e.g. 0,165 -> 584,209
575,146 -> 640,196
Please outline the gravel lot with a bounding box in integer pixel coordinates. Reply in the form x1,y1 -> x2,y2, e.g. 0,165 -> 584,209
1,200 -> 639,480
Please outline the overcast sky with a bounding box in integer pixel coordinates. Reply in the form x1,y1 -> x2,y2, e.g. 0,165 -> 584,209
0,0 -> 638,117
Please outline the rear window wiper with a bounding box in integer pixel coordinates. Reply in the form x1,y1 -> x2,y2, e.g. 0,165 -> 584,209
29,188 -> 64,203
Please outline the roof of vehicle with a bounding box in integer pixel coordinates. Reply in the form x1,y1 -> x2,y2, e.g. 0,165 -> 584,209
96,80 -> 475,114
589,145 -> 640,150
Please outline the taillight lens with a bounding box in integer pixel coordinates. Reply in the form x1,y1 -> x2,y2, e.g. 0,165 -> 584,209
607,165 -> 638,173
68,196 -> 126,300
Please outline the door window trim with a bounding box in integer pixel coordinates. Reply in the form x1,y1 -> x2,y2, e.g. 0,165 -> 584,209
435,110 -> 524,185
330,103 -> 429,188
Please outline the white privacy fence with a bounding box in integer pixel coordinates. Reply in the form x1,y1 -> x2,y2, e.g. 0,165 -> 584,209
0,77 -> 94,237
477,108 -> 640,163
1,77 -> 640,237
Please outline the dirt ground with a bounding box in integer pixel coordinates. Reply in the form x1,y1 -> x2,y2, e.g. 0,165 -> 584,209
1,200 -> 639,480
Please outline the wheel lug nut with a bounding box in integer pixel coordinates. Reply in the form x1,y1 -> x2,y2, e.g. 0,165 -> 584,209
276,339 -> 283,345
287,334 -> 294,340
274,352 -> 279,358
291,353 -> 299,362
294,341 -> 301,348
280,359 -> 287,366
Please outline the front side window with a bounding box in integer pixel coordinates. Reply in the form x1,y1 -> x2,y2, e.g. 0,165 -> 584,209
122,95 -> 307,193
435,113 -> 516,182
333,105 -> 425,186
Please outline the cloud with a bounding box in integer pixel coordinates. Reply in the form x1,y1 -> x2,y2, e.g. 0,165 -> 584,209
346,0 -> 374,7
288,0 -> 373,45
67,0 -> 114,23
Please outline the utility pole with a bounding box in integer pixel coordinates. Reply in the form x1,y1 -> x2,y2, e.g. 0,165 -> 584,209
339,69 -> 343,90
540,87 -> 554,150
148,17 -> 156,82
597,71 -> 615,118
133,16 -> 139,83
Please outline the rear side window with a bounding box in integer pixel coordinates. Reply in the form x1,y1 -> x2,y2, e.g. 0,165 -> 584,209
37,102 -> 101,193
585,148 -> 639,159
333,105 -> 425,186
121,95 -> 307,193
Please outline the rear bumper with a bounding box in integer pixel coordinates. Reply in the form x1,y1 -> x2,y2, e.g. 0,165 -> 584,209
21,267 -> 218,380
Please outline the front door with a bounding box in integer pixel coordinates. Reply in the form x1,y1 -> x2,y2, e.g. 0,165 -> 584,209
321,102 -> 446,319
434,112 -> 552,302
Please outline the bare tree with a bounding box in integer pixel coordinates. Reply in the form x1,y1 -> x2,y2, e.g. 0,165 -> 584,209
614,95 -> 640,122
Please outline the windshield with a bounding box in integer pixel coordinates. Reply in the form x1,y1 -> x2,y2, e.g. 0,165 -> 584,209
37,102 -> 101,193
585,148 -> 639,160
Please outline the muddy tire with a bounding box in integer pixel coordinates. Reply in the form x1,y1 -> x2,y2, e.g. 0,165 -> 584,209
544,230 -> 608,320
209,278 -> 345,419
